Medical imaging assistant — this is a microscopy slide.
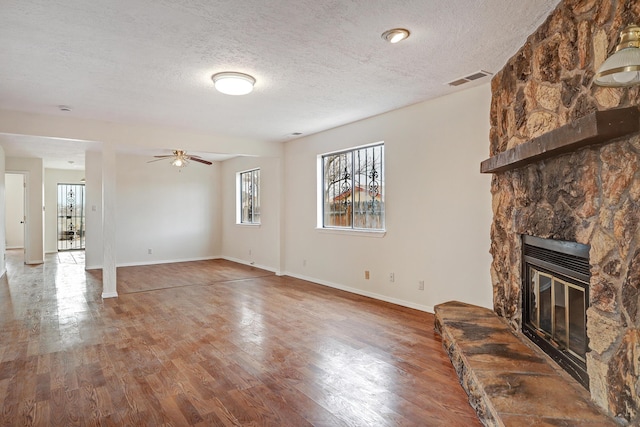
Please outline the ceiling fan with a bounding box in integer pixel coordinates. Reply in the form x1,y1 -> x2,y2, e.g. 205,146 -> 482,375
148,150 -> 212,168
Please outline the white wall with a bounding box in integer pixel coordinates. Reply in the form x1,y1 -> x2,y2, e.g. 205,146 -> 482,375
5,173 -> 24,249
115,154 -> 222,266
84,150 -> 103,269
6,157 -> 44,264
0,147 -> 5,276
221,156 -> 282,272
44,169 -> 85,253
281,84 -> 494,312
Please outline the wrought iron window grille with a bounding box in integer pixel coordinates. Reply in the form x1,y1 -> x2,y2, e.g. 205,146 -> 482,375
321,143 -> 385,231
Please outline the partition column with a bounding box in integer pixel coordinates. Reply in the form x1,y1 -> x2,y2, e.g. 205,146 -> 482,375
276,156 -> 285,276
101,142 -> 117,298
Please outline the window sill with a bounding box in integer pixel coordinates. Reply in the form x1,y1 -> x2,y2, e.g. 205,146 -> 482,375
316,227 -> 386,238
236,223 -> 261,227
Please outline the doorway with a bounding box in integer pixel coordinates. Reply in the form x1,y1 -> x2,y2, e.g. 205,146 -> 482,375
5,173 -> 25,250
57,183 -> 86,251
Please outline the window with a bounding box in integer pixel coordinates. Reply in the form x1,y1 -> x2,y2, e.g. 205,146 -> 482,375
321,143 -> 384,230
238,169 -> 260,224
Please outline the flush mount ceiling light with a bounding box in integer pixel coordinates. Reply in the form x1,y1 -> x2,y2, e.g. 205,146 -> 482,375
211,72 -> 256,95
594,24 -> 640,87
381,28 -> 410,44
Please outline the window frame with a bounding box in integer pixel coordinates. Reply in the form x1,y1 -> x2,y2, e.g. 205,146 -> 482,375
236,168 -> 261,225
318,142 -> 385,233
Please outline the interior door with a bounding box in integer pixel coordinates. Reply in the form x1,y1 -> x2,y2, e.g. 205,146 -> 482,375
5,173 -> 25,249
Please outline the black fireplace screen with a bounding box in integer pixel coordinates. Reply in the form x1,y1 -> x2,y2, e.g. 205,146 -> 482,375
522,235 -> 590,388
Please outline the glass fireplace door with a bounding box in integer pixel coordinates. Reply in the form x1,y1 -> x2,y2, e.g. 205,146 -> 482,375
528,267 -> 587,363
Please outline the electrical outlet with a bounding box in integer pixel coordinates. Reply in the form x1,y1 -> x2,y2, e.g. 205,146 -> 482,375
303,259 -> 307,267
418,280 -> 425,290
364,270 -> 370,279
249,249 -> 252,256
148,248 -> 152,255
389,272 -> 395,282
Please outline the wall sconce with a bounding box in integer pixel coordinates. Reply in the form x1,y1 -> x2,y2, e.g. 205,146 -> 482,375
594,24 -> 640,87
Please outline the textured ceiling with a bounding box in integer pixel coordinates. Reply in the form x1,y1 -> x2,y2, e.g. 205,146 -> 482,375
0,0 -> 560,168
0,135 -> 97,170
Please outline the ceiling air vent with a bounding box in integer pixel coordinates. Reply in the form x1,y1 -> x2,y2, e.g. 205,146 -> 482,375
447,70 -> 493,87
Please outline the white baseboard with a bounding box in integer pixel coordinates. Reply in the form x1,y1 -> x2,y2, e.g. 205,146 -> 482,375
282,271 -> 435,314
83,257 -> 433,313
26,259 -> 44,265
221,256 -> 280,275
101,292 -> 118,299
84,256 -> 222,270
116,256 -> 221,268
6,246 -> 23,250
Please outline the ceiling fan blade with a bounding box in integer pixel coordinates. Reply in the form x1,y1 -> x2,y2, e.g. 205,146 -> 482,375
147,158 -> 169,163
153,155 -> 173,158
188,156 -> 213,165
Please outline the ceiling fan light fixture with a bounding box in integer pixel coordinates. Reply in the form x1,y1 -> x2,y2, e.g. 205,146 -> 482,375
211,72 -> 256,95
594,24 -> 640,87
381,28 -> 410,44
148,150 -> 212,168
170,150 -> 188,168
171,157 -> 185,167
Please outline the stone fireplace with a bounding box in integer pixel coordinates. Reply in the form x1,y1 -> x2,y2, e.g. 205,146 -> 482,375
487,1 -> 640,423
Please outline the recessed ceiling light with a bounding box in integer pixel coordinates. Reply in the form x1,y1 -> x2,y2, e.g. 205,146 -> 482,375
381,28 -> 410,44
211,72 -> 256,95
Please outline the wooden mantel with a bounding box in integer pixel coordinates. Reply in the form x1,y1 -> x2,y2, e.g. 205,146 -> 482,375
480,107 -> 640,174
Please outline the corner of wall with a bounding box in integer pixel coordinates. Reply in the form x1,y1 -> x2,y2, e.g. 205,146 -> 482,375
0,145 -> 5,278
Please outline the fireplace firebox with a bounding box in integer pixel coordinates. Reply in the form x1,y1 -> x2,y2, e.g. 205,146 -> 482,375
522,235 -> 590,388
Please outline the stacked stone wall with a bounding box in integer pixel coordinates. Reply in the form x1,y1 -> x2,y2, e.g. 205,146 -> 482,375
489,1 -> 640,422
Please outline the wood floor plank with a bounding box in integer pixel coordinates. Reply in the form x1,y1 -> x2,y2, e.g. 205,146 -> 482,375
32,400 -> 51,426
160,396 -> 195,426
196,397 -> 242,427
0,249 -> 481,426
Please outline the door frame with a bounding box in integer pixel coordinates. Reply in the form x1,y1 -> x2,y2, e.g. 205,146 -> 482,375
5,171 -> 29,263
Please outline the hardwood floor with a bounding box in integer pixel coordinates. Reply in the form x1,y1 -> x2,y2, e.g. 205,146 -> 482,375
0,250 -> 480,426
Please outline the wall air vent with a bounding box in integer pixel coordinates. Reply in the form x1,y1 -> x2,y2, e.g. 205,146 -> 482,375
447,70 -> 493,87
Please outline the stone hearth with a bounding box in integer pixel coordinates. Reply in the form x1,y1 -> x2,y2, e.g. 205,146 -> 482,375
435,301 -> 619,426
487,1 -> 640,423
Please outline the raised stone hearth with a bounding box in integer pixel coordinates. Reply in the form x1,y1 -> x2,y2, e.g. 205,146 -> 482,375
435,301 -> 619,426
487,1 -> 640,423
